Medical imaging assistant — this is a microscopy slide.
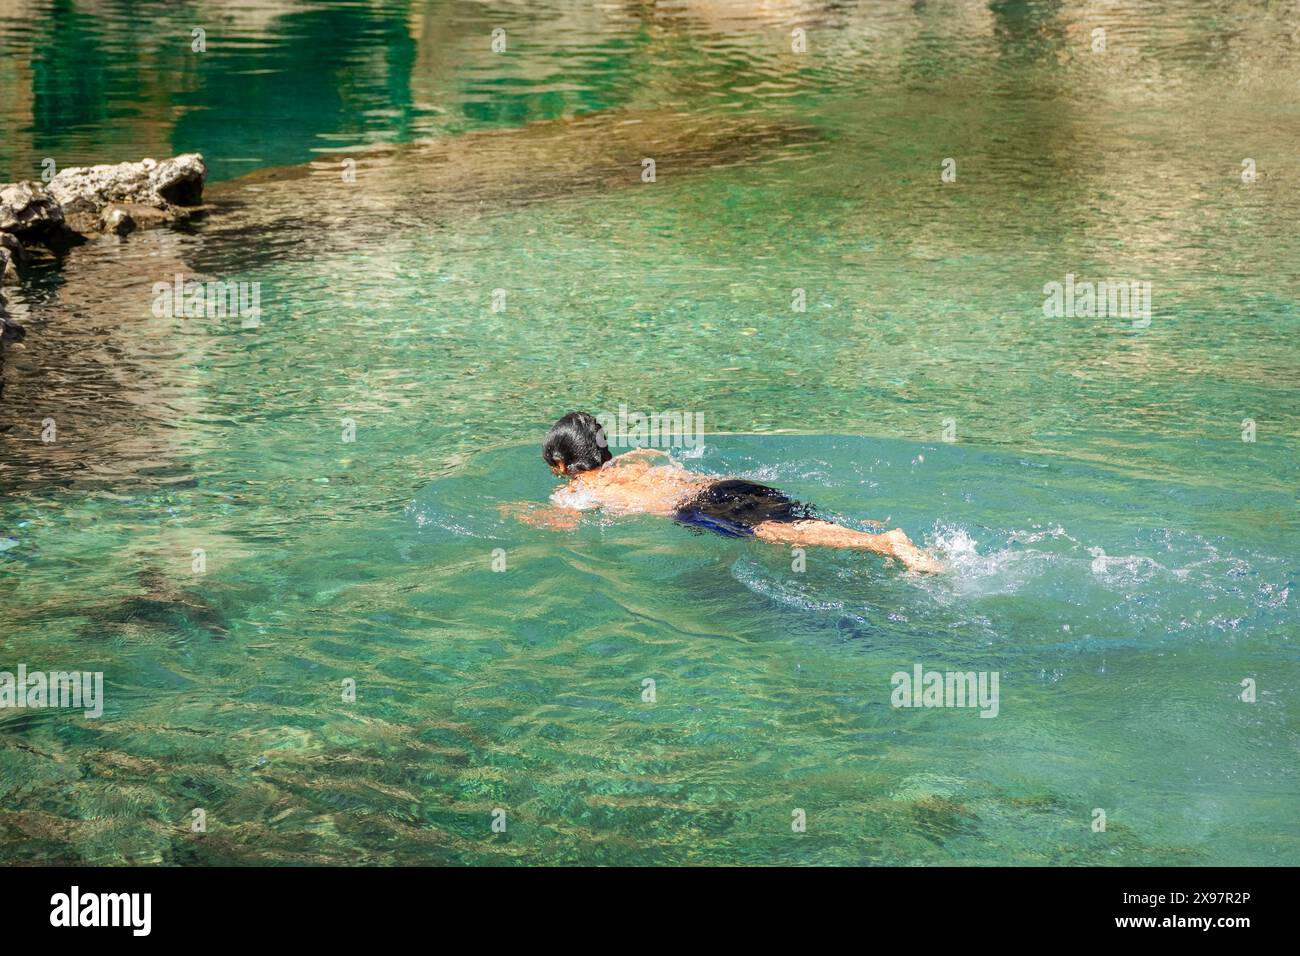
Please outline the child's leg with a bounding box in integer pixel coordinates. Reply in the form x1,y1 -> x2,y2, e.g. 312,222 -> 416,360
752,519 -> 942,572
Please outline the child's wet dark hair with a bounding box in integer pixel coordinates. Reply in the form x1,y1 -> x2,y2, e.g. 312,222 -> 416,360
542,411 -> 612,475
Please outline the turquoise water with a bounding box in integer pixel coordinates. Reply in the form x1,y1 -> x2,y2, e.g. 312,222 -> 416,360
1,1 -> 1297,864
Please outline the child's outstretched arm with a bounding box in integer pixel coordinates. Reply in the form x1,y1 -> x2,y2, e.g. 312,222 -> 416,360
751,519 -> 943,573
498,502 -> 583,530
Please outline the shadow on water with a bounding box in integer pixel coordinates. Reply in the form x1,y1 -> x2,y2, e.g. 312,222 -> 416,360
76,569 -> 230,644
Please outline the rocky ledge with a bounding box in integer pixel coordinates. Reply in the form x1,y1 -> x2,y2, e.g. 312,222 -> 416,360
1,153 -> 206,341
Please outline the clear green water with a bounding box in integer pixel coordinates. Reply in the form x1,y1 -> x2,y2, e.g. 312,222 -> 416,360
1,1 -> 1297,864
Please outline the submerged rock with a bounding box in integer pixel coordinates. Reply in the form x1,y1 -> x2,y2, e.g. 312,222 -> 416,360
100,202 -> 175,235
201,111 -> 819,272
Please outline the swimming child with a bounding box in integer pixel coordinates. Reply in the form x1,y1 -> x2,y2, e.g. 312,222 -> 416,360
504,411 -> 943,573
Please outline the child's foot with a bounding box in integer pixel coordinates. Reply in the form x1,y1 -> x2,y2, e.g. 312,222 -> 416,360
881,529 -> 944,573
902,550 -> 945,573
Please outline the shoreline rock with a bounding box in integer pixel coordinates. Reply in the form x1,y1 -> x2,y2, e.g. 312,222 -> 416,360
0,181 -> 71,243
0,232 -> 24,283
47,154 -> 207,234
0,153 -> 206,346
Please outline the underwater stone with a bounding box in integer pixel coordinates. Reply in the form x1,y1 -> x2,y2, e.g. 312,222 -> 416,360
101,202 -> 173,236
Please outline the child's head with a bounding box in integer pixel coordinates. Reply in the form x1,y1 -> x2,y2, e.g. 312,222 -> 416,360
542,411 -> 611,476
